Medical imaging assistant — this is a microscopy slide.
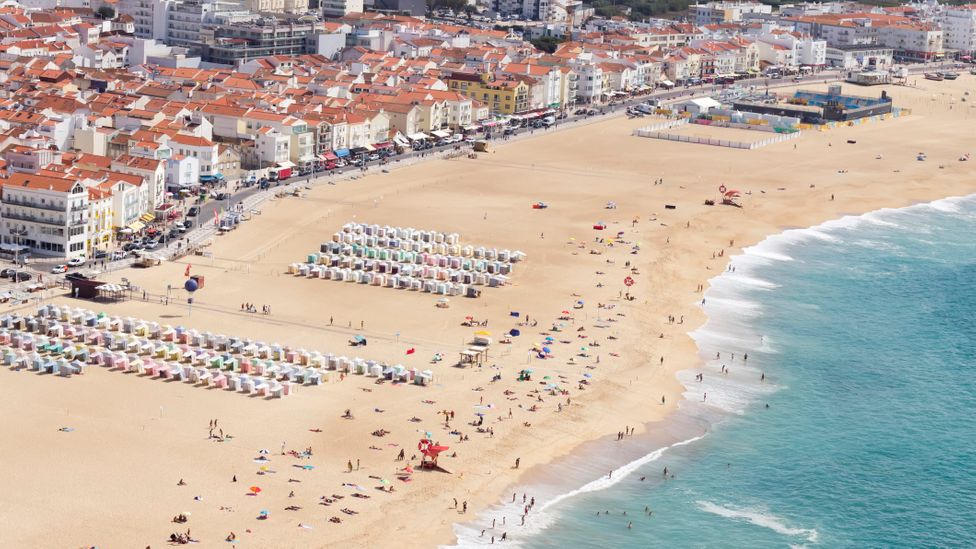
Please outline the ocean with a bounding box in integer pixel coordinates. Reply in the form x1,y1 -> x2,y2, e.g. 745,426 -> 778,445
448,194 -> 976,548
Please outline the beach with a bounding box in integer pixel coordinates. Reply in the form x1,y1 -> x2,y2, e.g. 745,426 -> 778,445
2,76 -> 975,549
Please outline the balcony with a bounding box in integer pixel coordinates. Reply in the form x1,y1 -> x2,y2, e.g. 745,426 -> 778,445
3,212 -> 67,226
2,198 -> 66,212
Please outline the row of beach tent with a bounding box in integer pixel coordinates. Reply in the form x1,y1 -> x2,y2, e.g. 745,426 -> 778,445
339,222 -> 461,245
330,223 -> 526,263
314,245 -> 523,271
4,306 -> 436,389
294,258 -> 511,282
286,263 -> 498,297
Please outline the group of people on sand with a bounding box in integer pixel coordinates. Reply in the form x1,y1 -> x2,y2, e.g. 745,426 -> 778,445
240,302 -> 271,315
168,529 -> 196,544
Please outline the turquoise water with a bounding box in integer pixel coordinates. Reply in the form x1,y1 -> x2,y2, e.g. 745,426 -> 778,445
451,194 -> 976,548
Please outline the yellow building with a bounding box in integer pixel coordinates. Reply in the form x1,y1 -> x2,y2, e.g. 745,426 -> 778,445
446,72 -> 529,115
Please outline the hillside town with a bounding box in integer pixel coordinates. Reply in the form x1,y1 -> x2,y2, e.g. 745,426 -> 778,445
0,0 -> 965,262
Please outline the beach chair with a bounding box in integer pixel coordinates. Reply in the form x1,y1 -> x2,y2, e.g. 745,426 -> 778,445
306,369 -> 322,386
242,376 -> 257,394
212,371 -> 228,388
196,368 -> 212,385
229,375 -> 243,392
270,381 -> 284,398
254,379 -> 270,397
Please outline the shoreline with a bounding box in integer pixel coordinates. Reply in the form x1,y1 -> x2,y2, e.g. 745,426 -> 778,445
443,190 -> 976,547
3,78 -> 976,549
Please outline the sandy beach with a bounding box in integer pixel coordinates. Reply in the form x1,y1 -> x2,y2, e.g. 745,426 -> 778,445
2,76 -> 976,549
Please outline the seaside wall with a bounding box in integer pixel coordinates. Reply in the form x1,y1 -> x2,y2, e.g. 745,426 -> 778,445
634,129 -> 801,150
632,118 -> 688,136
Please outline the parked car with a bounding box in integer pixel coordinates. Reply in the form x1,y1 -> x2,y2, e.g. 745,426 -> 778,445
214,192 -> 228,201
67,257 -> 85,267
66,272 -> 88,281
174,222 -> 187,233
144,240 -> 160,250
0,268 -> 15,278
93,250 -> 109,259
111,251 -> 128,261
183,219 -> 193,229
12,272 -> 31,282
51,265 -> 68,274
187,206 -> 199,217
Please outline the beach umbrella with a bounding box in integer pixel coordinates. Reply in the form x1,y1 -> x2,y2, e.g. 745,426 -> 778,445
475,330 -> 491,336
561,310 -> 570,315
542,347 -> 551,353
543,376 -> 551,380
403,466 -> 414,474
380,479 -> 390,485
250,486 -> 262,494
583,373 -> 592,378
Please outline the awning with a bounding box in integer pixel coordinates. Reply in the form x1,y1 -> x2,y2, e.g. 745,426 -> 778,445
660,79 -> 675,87
462,124 -> 481,132
407,132 -> 429,141
323,152 -> 338,161
334,148 -> 350,158
393,135 -> 409,146
431,130 -> 451,138
374,142 -> 393,149
127,221 -> 145,232
277,161 -> 296,169
362,143 -> 376,152
96,283 -> 125,292
140,213 -> 155,222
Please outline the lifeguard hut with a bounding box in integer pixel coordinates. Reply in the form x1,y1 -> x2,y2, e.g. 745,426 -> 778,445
418,438 -> 451,472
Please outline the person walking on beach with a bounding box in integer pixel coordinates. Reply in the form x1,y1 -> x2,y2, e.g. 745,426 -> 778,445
514,457 -> 520,469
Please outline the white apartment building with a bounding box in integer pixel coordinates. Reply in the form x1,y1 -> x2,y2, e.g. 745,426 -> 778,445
942,6 -> 976,55
254,127 -> 290,166
166,134 -> 220,181
756,32 -> 827,67
117,0 -> 172,40
876,24 -> 943,61
166,155 -> 200,190
242,112 -> 314,166
322,0 -> 362,17
0,173 -> 89,258
693,1 -> 772,25
574,63 -> 603,103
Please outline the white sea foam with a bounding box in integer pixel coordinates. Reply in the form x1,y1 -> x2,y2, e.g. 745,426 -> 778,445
697,500 -> 820,543
740,245 -> 795,263
447,435 -> 705,547
927,197 -> 962,213
712,273 -> 780,290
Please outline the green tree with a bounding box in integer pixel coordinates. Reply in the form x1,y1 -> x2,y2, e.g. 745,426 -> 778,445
96,5 -> 115,19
